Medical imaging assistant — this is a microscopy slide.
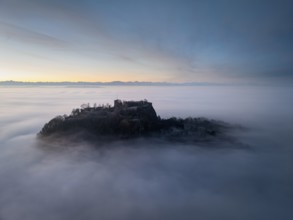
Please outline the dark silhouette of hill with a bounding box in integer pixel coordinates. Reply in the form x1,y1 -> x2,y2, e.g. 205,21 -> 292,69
39,100 -> 232,143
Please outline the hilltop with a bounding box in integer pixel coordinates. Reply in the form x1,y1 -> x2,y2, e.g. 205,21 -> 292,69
39,99 -> 231,143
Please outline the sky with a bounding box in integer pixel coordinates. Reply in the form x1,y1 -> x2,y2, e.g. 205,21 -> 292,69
0,0 -> 292,84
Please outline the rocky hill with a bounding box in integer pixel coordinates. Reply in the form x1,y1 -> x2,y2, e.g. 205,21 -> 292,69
39,99 -> 231,142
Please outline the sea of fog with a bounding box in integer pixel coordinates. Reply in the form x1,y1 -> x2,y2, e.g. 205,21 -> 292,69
0,85 -> 292,220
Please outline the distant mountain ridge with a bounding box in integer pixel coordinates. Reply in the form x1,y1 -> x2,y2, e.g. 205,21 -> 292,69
0,80 -> 225,87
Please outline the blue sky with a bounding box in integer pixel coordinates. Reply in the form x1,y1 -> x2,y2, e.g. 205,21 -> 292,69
0,0 -> 292,84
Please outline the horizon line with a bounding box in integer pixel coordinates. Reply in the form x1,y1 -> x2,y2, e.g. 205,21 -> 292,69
0,80 -> 223,85
0,80 -> 270,87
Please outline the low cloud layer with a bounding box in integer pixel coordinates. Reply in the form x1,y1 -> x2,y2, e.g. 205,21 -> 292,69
0,86 -> 292,220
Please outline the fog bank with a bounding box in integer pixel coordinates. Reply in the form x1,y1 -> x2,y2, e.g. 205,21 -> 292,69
0,85 -> 292,220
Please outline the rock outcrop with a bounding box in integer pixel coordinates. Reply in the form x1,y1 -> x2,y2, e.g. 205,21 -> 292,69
39,99 -> 230,142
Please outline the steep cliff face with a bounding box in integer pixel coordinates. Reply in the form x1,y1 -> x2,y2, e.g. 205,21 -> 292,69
39,100 -> 230,142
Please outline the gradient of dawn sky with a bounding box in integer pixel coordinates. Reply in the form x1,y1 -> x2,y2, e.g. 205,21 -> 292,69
0,0 -> 292,84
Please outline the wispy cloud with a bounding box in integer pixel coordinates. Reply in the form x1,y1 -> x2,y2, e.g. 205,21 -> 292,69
0,0 -> 292,84
0,21 -> 69,49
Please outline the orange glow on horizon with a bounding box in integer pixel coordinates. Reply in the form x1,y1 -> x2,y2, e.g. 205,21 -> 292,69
0,69 -> 174,83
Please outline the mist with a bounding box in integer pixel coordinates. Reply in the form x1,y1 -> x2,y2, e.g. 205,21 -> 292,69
0,85 -> 292,220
